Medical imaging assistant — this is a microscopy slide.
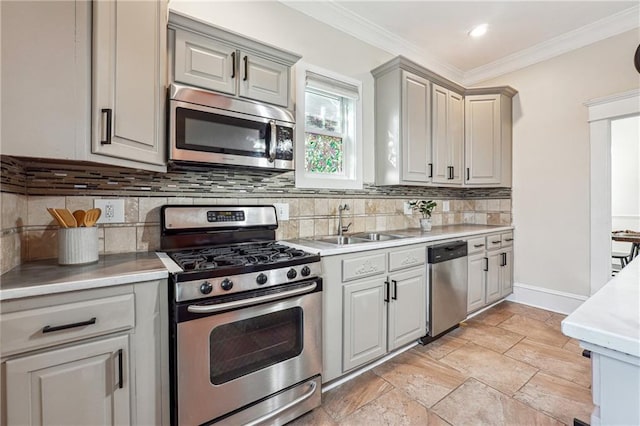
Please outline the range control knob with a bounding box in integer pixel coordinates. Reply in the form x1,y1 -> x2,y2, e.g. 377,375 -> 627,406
287,268 -> 297,280
301,266 -> 311,277
200,281 -> 213,295
220,278 -> 234,291
256,273 -> 268,285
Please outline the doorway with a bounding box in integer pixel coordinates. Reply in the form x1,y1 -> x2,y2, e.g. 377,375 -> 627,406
588,89 -> 640,295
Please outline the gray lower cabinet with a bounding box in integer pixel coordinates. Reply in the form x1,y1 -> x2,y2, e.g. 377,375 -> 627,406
467,232 -> 514,314
342,277 -> 388,371
0,280 -> 168,426
5,334 -> 131,425
324,244 -> 426,383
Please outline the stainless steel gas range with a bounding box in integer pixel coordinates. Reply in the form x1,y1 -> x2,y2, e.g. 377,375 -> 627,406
161,205 -> 322,426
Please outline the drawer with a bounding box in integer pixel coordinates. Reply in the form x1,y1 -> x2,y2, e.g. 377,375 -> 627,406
388,246 -> 426,272
342,253 -> 386,282
501,232 -> 514,248
486,234 -> 503,250
0,294 -> 135,357
467,237 -> 486,254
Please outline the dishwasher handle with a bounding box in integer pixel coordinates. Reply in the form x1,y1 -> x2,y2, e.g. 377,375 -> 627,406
428,241 -> 468,263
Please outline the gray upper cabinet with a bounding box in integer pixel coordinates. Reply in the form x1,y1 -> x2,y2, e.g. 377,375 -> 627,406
174,30 -> 237,95
372,56 -> 516,188
92,0 -> 167,168
464,88 -> 516,187
1,1 -> 167,172
432,84 -> 464,185
169,11 -> 300,109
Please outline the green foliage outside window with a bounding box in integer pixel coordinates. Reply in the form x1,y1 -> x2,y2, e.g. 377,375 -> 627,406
304,133 -> 343,174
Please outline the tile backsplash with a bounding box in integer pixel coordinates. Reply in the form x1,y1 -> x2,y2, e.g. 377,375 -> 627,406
0,156 -> 512,274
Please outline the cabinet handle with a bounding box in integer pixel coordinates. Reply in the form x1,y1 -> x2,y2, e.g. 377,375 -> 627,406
100,109 -> 112,145
451,166 -> 455,179
483,257 -> 488,271
466,167 -> 470,181
474,244 -> 485,248
42,317 -> 96,333
504,238 -> 513,242
492,240 -> 501,245
500,253 -> 507,267
392,280 -> 398,300
384,281 -> 389,303
243,55 -> 248,81
428,163 -> 433,178
117,348 -> 124,389
231,51 -> 236,78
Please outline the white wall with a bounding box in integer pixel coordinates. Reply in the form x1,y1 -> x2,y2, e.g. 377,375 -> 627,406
168,0 -> 393,183
479,29 -> 640,297
611,115 -> 640,253
169,1 -> 640,298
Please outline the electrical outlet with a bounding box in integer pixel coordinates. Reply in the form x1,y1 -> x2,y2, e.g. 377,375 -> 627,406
273,203 -> 289,221
94,199 -> 125,223
442,200 -> 450,212
403,202 -> 413,215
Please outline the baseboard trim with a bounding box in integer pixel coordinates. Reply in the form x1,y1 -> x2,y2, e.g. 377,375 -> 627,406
506,282 -> 588,315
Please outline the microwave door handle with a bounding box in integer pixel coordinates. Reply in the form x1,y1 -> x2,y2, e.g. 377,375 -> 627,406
268,120 -> 276,163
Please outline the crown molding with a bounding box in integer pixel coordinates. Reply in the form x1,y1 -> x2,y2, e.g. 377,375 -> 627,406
279,0 -> 466,84
280,1 -> 639,87
463,5 -> 640,85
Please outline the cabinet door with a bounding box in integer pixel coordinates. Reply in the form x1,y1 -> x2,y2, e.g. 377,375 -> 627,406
92,0 -> 166,166
343,278 -> 387,372
5,334 -> 130,426
1,1 -> 89,161
465,95 -> 501,185
239,53 -> 289,107
500,247 -> 514,297
467,253 -> 487,313
431,84 -> 449,184
486,251 -> 502,303
448,91 -> 464,184
174,30 -> 237,95
401,71 -> 431,182
388,268 -> 426,350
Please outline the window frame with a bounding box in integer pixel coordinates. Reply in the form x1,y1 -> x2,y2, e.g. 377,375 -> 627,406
295,62 -> 363,189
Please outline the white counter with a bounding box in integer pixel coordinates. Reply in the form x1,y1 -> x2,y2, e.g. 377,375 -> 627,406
0,252 -> 169,301
561,257 -> 640,426
562,257 -> 640,357
282,224 -> 513,256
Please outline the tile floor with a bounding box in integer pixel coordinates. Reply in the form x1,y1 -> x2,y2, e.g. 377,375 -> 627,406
290,301 -> 593,426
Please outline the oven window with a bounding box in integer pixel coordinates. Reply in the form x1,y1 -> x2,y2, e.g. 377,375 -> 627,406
176,107 -> 268,158
209,307 -> 303,384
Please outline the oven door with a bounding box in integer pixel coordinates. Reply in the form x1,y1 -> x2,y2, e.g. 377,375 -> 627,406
175,280 -> 321,425
169,99 -> 294,170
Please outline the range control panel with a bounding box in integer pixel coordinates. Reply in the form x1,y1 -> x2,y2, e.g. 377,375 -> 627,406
207,211 -> 246,223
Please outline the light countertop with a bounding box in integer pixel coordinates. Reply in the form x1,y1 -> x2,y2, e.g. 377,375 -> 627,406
0,252 -> 169,301
561,257 -> 640,358
282,224 -> 513,256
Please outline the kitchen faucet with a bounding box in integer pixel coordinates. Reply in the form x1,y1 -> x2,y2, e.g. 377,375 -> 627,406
338,204 -> 352,236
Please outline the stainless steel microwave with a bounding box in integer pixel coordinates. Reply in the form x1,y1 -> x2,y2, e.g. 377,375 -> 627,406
168,83 -> 295,170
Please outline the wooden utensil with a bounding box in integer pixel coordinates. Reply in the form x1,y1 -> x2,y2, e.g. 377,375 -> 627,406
72,210 -> 86,227
83,208 -> 102,227
47,208 -> 68,228
54,208 -> 77,228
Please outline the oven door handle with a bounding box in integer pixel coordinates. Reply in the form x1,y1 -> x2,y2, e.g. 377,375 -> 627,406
186,282 -> 318,314
245,379 -> 317,426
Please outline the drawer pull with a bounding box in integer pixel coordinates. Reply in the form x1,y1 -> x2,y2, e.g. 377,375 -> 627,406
504,238 -> 514,242
473,244 -> 485,248
491,240 -> 501,244
42,317 -> 97,334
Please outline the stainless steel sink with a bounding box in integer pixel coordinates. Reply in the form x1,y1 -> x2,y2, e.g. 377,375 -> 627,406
315,232 -> 406,245
350,232 -> 403,241
316,236 -> 369,245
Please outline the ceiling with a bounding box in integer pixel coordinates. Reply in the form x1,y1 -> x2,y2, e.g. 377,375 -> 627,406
281,1 -> 640,85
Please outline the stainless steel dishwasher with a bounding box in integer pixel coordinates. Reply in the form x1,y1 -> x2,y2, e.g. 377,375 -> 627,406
420,240 -> 468,344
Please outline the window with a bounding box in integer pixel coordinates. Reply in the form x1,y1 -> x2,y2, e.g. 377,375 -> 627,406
295,63 -> 362,189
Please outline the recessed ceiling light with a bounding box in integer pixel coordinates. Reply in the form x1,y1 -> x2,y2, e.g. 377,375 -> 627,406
469,24 -> 488,38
